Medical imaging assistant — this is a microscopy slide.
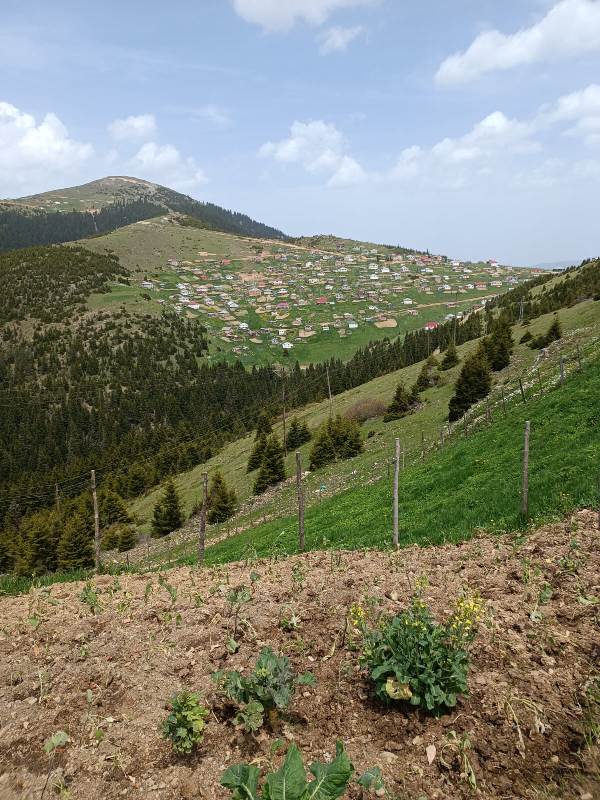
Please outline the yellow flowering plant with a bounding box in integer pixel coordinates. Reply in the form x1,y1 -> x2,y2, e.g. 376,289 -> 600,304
359,588 -> 483,715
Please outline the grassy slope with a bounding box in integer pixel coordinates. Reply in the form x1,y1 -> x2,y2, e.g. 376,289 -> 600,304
201,346 -> 600,565
128,299 -> 600,544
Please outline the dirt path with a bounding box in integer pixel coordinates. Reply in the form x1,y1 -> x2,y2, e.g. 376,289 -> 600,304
1,510 -> 598,800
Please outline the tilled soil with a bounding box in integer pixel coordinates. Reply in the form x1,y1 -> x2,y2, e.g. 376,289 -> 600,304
1,510 -> 599,800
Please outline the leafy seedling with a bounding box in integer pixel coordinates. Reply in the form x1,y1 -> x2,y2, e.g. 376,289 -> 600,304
161,691 -> 209,754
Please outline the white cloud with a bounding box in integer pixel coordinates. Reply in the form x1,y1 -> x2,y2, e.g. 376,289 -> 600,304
541,84 -> 600,146
436,0 -> 600,85
0,101 -> 93,196
259,119 -> 366,186
196,104 -> 232,127
318,25 -> 364,53
232,0 -> 377,33
108,113 -> 157,142
130,142 -> 208,191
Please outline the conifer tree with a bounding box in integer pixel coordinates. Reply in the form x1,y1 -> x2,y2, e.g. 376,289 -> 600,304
448,349 -> 492,422
99,489 -> 131,526
101,524 -> 122,551
117,524 -> 138,552
482,317 -> 513,371
440,341 -> 459,370
309,415 -> 363,470
207,470 -> 237,523
256,411 -> 273,437
253,435 -> 286,495
152,479 -> 183,537
384,381 -> 419,422
23,510 -> 61,575
247,432 -> 267,472
413,355 -> 441,392
57,512 -> 94,571
547,315 -> 562,342
285,418 -> 311,451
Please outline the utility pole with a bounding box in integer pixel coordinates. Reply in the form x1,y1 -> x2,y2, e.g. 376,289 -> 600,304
199,472 -> 208,565
91,470 -> 101,572
281,374 -> 288,456
54,483 -> 61,515
296,451 -> 305,552
326,365 -> 333,418
393,438 -> 400,549
522,421 -> 530,518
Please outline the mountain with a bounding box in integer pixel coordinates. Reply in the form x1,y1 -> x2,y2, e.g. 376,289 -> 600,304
0,176 -> 286,251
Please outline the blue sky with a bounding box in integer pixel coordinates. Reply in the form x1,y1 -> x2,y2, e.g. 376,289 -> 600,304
2,0 -> 600,264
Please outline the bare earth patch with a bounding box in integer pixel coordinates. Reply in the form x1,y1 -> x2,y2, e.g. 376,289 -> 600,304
0,511 -> 598,800
374,319 -> 397,329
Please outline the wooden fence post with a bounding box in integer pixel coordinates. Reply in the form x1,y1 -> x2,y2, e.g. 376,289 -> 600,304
198,472 -> 208,565
393,438 -> 400,549
421,430 -> 425,460
91,470 -> 101,572
522,421 -> 530,518
518,377 -> 526,403
296,451 -> 305,552
559,356 -> 565,385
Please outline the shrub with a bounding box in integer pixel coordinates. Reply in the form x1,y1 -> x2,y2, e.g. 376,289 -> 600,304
519,330 -> 533,344
116,524 -> 137,552
161,691 -> 209,754
309,415 -> 363,471
528,315 -> 562,350
343,398 -> 386,423
101,524 -> 121,551
221,741 -> 353,800
213,646 -> 315,732
359,587 -> 483,715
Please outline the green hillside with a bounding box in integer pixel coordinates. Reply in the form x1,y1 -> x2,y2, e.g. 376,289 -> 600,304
125,296 -> 600,558
0,175 -> 285,252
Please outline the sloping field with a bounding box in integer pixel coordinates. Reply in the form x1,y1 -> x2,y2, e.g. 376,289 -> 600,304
0,511 -> 598,799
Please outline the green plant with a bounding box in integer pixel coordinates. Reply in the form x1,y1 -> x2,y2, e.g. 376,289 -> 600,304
213,646 -> 315,732
161,691 -> 209,754
221,741 -> 353,800
359,588 -> 483,714
79,583 -> 101,615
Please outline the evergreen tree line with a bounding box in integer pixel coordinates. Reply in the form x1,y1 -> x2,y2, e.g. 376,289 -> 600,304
0,200 -> 164,252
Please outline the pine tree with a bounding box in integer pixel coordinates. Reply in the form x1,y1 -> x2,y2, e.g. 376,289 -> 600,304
440,341 -> 459,370
547,315 -> 562,342
285,418 -> 311,451
247,432 -> 267,472
255,411 -> 273,437
309,415 -> 363,470
23,509 -> 61,575
413,356 -> 441,392
152,480 -> 183,537
482,317 -> 513,371
99,489 -> 130,526
448,350 -> 492,422
384,381 -> 418,421
253,435 -> 286,495
101,524 -> 122,551
117,524 -> 138,552
207,470 -> 237,523
57,512 -> 94,571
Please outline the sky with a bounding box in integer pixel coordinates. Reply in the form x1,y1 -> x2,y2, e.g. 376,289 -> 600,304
1,0 -> 600,264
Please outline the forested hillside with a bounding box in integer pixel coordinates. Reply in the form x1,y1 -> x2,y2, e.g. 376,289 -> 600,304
1,176 -> 286,251
0,240 -> 486,574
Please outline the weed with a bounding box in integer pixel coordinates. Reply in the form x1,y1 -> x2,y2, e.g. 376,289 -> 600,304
79,583 -> 101,615
440,730 -> 477,792
291,563 -> 305,592
279,605 -> 301,632
158,574 -> 177,605
161,691 -> 209,754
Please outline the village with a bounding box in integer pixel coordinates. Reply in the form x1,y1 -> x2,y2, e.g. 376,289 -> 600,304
139,237 -> 539,363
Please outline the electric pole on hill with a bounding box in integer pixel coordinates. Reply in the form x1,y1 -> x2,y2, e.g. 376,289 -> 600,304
326,365 -> 333,418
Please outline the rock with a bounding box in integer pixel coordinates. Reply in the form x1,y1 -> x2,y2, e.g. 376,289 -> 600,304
379,751 -> 399,764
